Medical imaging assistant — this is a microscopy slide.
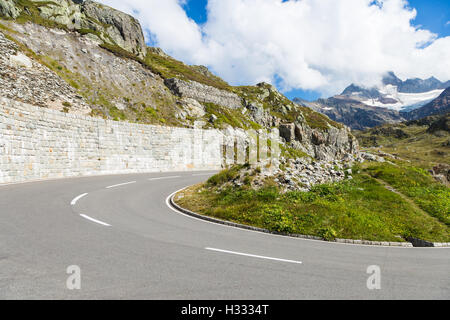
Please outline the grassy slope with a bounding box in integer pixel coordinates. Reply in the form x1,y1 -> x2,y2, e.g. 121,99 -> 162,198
365,163 -> 449,226
176,162 -> 449,242
354,121 -> 449,168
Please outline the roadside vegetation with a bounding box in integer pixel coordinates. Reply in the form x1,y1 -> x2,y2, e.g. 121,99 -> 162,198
176,162 -> 450,243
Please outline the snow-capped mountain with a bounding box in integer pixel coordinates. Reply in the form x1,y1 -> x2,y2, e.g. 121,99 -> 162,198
341,72 -> 450,112
293,72 -> 450,130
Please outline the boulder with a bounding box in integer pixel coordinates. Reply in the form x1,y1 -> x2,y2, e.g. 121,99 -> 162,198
181,98 -> 206,118
81,0 -> 147,58
312,131 -> 326,145
9,52 -> 33,69
431,164 -> 450,185
361,152 -> 385,162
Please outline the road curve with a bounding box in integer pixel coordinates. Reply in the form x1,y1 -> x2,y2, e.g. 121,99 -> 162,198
0,172 -> 448,299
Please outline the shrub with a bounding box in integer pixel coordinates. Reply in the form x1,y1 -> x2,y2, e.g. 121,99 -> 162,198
207,165 -> 243,186
318,226 -> 338,241
261,204 -> 294,234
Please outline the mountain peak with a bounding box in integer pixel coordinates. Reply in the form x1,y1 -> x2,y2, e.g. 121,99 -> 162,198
382,71 -> 402,86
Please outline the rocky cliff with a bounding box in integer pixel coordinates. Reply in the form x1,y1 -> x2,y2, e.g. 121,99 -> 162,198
279,122 -> 358,162
0,0 -> 146,58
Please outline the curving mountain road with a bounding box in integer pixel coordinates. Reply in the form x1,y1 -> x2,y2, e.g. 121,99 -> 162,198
0,172 -> 448,299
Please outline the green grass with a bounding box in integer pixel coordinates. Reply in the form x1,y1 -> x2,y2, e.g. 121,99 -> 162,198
298,106 -> 344,130
280,144 -> 309,159
144,50 -> 231,91
206,165 -> 248,187
176,163 -> 450,242
8,0 -> 70,30
364,163 -> 450,226
354,120 -> 449,168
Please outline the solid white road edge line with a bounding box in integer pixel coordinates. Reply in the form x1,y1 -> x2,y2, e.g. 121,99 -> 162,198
71,193 -> 88,206
79,214 -> 111,227
192,173 -> 215,176
106,181 -> 136,189
206,247 -> 302,264
148,176 -> 181,181
165,189 -> 422,249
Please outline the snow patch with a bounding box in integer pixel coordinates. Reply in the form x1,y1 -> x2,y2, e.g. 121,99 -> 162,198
362,88 -> 444,111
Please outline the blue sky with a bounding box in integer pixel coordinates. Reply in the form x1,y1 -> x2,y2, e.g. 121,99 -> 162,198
182,0 -> 208,24
184,0 -> 449,37
182,0 -> 449,101
408,0 -> 450,37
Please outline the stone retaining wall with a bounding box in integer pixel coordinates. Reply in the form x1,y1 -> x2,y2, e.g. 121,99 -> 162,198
0,97 -> 268,184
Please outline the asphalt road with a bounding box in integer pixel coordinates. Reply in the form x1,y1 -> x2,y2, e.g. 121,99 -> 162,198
0,171 -> 448,299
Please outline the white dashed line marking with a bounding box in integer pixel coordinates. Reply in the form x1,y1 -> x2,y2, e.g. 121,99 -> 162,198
106,181 -> 136,189
148,176 -> 181,181
71,193 -> 88,206
79,214 -> 111,227
205,247 -> 302,264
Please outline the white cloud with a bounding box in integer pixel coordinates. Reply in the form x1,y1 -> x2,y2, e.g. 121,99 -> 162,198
97,0 -> 450,96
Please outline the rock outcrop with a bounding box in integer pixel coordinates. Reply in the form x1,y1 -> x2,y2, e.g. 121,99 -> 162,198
430,164 -> 450,186
165,78 -> 243,110
0,0 -> 147,58
81,0 -> 146,58
279,122 -> 359,161
216,157 -> 357,193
